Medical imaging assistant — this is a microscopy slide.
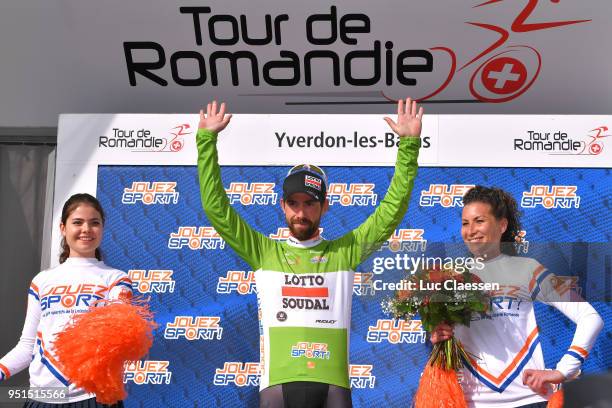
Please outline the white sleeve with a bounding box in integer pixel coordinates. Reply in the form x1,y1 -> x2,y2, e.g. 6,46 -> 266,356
547,301 -> 604,380
107,271 -> 133,300
0,284 -> 41,381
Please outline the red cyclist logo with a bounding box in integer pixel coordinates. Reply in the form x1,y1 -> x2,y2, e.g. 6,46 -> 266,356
382,0 -> 591,103
168,124 -> 191,152
580,126 -> 609,155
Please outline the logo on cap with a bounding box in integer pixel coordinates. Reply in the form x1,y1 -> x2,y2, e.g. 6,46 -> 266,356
304,175 -> 322,191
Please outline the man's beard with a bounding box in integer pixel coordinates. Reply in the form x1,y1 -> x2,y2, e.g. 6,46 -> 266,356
288,216 -> 320,241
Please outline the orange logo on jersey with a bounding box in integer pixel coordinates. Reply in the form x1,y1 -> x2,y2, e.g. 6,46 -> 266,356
40,284 -> 107,310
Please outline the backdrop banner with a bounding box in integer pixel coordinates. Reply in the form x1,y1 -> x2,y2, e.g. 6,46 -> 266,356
1,1 -> 611,127
51,113 -> 611,407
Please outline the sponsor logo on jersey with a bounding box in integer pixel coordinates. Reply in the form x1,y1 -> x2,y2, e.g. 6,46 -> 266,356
40,284 -> 107,311
521,185 -> 580,209
164,316 -> 223,340
310,255 -> 328,264
269,227 -> 324,241
129,270 -> 175,294
291,342 -> 330,359
366,319 -> 425,344
305,175 -> 322,190
122,182 -> 179,205
123,361 -> 172,385
349,364 -> 376,389
226,182 -> 278,205
213,362 -> 261,386
315,319 -> 337,324
484,285 -> 524,315
328,183 -> 377,206
168,226 -> 225,250
217,271 -> 256,294
282,274 -> 329,310
379,228 -> 427,252
419,184 -> 475,207
353,272 -> 375,296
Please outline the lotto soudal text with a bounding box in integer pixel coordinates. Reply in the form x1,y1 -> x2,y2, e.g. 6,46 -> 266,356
282,274 -> 329,310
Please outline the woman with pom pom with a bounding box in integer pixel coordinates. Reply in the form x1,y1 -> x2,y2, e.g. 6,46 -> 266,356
0,193 -> 136,407
429,186 -> 603,408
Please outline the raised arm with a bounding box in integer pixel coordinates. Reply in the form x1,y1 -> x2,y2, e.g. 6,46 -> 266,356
196,101 -> 267,270
345,98 -> 423,267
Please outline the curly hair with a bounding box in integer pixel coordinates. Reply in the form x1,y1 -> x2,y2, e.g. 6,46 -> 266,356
59,193 -> 105,263
462,186 -> 522,256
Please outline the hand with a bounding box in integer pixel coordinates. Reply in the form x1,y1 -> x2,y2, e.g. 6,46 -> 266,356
522,369 -> 565,396
384,98 -> 424,138
430,322 -> 454,344
198,101 -> 233,133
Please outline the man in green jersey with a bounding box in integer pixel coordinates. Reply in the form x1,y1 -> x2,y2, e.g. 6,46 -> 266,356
197,99 -> 423,408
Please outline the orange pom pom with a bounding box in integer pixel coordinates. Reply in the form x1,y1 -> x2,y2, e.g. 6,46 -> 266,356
413,364 -> 467,408
547,388 -> 564,408
54,299 -> 157,405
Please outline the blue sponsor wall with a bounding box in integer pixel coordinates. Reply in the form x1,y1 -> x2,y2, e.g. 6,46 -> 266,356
97,165 -> 611,407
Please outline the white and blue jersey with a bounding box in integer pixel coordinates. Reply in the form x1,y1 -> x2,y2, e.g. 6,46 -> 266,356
455,254 -> 603,408
0,257 -> 132,403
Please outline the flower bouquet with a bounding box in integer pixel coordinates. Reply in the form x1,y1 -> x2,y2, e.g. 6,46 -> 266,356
382,268 -> 489,408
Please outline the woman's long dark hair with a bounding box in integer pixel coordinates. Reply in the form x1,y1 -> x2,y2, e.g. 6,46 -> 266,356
462,186 -> 522,256
59,193 -> 105,263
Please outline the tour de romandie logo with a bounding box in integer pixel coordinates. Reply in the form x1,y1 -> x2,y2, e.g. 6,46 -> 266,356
98,124 -> 191,152
124,1 -> 591,105
513,125 -> 609,155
